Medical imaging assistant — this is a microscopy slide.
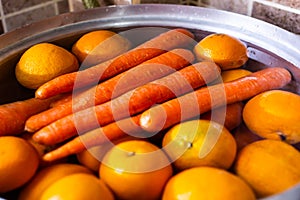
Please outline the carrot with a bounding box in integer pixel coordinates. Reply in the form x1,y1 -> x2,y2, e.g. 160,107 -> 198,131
139,67 -> 292,133
42,115 -> 144,161
0,97 -> 57,136
32,61 -> 220,145
25,48 -> 195,132
49,93 -> 73,107
35,28 -> 195,99
201,102 -> 244,131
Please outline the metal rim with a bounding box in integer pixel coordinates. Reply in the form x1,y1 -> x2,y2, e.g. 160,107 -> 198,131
0,4 -> 299,67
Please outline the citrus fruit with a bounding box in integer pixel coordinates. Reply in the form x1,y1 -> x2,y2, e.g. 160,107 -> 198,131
18,163 -> 92,200
72,30 -> 131,66
99,140 -> 173,200
15,43 -> 79,89
234,139 -> 300,198
76,135 -> 140,172
221,68 -> 252,82
193,33 -> 248,70
0,136 -> 39,193
162,119 -> 237,171
162,166 -> 256,200
40,173 -> 114,200
243,89 -> 300,144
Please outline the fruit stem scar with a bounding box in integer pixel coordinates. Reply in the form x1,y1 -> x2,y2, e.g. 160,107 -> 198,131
127,151 -> 136,157
277,132 -> 287,141
186,142 -> 193,149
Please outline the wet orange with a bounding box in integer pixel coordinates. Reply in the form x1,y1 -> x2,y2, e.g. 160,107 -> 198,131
243,89 -> 300,144
76,135 -> 141,172
194,33 -> 248,70
162,166 -> 256,200
99,140 -> 173,200
0,136 -> 39,193
40,173 -> 114,200
162,119 -> 237,171
234,139 -> 300,198
15,43 -> 79,89
72,30 -> 131,66
18,163 -> 92,200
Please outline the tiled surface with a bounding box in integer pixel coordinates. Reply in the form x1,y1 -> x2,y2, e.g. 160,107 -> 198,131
5,5 -> 57,31
0,0 -> 69,33
0,0 -> 300,34
2,0 -> 50,14
252,1 -> 300,34
202,0 -> 249,15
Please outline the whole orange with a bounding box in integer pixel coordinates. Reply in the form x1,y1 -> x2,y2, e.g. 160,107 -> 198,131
0,136 -> 39,193
243,89 -> 300,144
18,163 -> 92,200
76,135 -> 140,172
72,30 -> 131,66
162,166 -> 256,200
193,33 -> 248,70
40,173 -> 114,200
15,43 -> 79,89
234,139 -> 300,198
162,119 -> 237,171
99,140 -> 173,200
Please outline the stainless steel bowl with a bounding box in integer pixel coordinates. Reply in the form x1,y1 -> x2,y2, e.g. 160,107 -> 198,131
0,4 -> 299,199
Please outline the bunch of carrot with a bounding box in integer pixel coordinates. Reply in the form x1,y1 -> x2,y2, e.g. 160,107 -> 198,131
0,28 -> 293,163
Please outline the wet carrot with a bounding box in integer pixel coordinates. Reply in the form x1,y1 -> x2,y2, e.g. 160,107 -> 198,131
0,97 -> 57,136
35,28 -> 195,99
42,115 -> 144,161
32,61 -> 220,145
201,102 -> 244,131
139,67 -> 292,133
25,48 -> 195,132
49,93 -> 73,107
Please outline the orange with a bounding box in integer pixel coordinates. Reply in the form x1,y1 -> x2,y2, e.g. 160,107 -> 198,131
18,163 -> 92,200
193,33 -> 248,70
162,119 -> 237,171
72,30 -> 131,66
40,173 -> 114,200
243,89 -> 300,144
221,68 -> 252,82
99,140 -> 173,200
76,135 -> 140,172
15,43 -> 79,89
234,139 -> 300,198
162,166 -> 256,200
0,136 -> 39,193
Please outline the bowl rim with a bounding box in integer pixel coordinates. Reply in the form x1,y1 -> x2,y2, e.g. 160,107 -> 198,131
0,4 -> 299,68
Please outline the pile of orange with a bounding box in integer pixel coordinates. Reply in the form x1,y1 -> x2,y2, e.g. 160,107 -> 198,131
1,30 -> 300,200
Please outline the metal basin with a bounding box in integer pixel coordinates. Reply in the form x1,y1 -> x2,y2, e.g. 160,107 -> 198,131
0,4 -> 299,199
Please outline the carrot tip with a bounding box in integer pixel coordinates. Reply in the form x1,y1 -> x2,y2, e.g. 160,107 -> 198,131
42,153 -> 52,161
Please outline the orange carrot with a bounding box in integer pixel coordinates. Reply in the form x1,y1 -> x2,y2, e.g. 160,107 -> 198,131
49,93 -> 73,107
0,97 -> 57,136
25,48 -> 194,132
201,102 -> 244,131
35,28 -> 195,99
139,67 -> 292,133
42,115 -> 144,161
32,61 -> 220,145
